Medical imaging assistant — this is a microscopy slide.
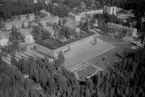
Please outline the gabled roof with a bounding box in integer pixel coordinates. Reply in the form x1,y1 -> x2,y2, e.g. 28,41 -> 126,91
19,28 -> 32,37
40,15 -> 59,22
43,26 -> 54,34
0,31 -> 11,39
64,22 -> 76,30
40,10 -> 50,15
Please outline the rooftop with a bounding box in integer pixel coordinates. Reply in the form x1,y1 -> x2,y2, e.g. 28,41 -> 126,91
107,23 -> 136,30
64,22 -> 76,30
40,15 -> 59,22
40,10 -> 50,15
36,31 -> 96,50
43,26 -> 54,34
0,31 -> 11,38
19,28 -> 32,36
5,14 -> 35,25
5,19 -> 31,25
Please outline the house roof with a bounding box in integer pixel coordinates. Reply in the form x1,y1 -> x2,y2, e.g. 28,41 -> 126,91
40,10 -> 50,15
5,19 -> 31,26
5,14 -> 34,25
40,15 -> 59,22
19,28 -> 32,37
43,26 -> 54,34
64,22 -> 76,30
68,12 -> 78,17
0,31 -> 11,38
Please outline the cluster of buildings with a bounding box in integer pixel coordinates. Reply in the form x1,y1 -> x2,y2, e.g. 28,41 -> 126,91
0,5 -> 138,57
4,14 -> 35,30
104,6 -> 117,15
0,5 -> 140,79
0,8 -> 102,58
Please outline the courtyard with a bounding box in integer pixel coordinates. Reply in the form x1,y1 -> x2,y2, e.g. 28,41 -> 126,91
64,38 -> 115,69
64,35 -> 132,79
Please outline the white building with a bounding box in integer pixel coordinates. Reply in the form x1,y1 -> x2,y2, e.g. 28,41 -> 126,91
4,14 -> 35,30
68,12 -> 82,23
33,0 -> 38,3
104,6 -> 117,15
0,31 -> 10,47
40,10 -> 51,17
40,16 -> 59,26
43,26 -> 55,38
68,9 -> 103,23
80,9 -> 103,17
28,14 -> 35,21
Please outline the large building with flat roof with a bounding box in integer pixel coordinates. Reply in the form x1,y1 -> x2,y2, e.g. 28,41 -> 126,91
34,32 -> 99,58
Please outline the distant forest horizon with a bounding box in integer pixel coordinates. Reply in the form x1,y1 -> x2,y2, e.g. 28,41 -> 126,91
0,0 -> 145,20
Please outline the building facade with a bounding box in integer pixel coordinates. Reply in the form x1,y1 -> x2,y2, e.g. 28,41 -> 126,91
4,14 -> 35,30
104,6 -> 117,15
34,34 -> 98,58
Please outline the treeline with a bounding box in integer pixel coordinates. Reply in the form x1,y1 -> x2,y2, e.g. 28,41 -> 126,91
0,0 -> 133,21
0,52 -> 99,97
0,0 -> 69,20
96,46 -> 145,97
0,56 -> 47,97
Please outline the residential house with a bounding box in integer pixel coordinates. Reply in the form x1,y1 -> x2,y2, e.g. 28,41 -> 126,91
68,12 -> 81,23
33,0 -> 38,3
0,31 -> 10,47
68,9 -> 103,25
64,21 -> 76,30
40,10 -> 51,17
19,29 -> 35,44
45,0 -> 52,4
42,26 -> 55,39
104,6 -> 117,15
4,14 -> 35,30
80,9 -> 103,17
20,15 -> 27,21
40,16 -> 59,26
28,14 -> 35,21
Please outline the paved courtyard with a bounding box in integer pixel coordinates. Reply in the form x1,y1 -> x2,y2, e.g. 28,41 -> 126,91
64,38 -> 115,69
64,35 -> 132,79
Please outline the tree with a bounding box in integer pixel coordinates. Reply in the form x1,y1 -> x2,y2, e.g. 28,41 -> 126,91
11,51 -> 17,66
9,26 -> 23,42
57,51 -> 65,66
9,26 -> 24,52
0,19 -> 4,30
31,26 -> 42,41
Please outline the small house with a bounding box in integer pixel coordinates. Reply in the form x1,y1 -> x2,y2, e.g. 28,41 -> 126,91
0,31 -> 10,47
19,29 -> 35,44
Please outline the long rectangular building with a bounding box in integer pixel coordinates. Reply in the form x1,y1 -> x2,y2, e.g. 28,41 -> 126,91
34,33 -> 99,58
